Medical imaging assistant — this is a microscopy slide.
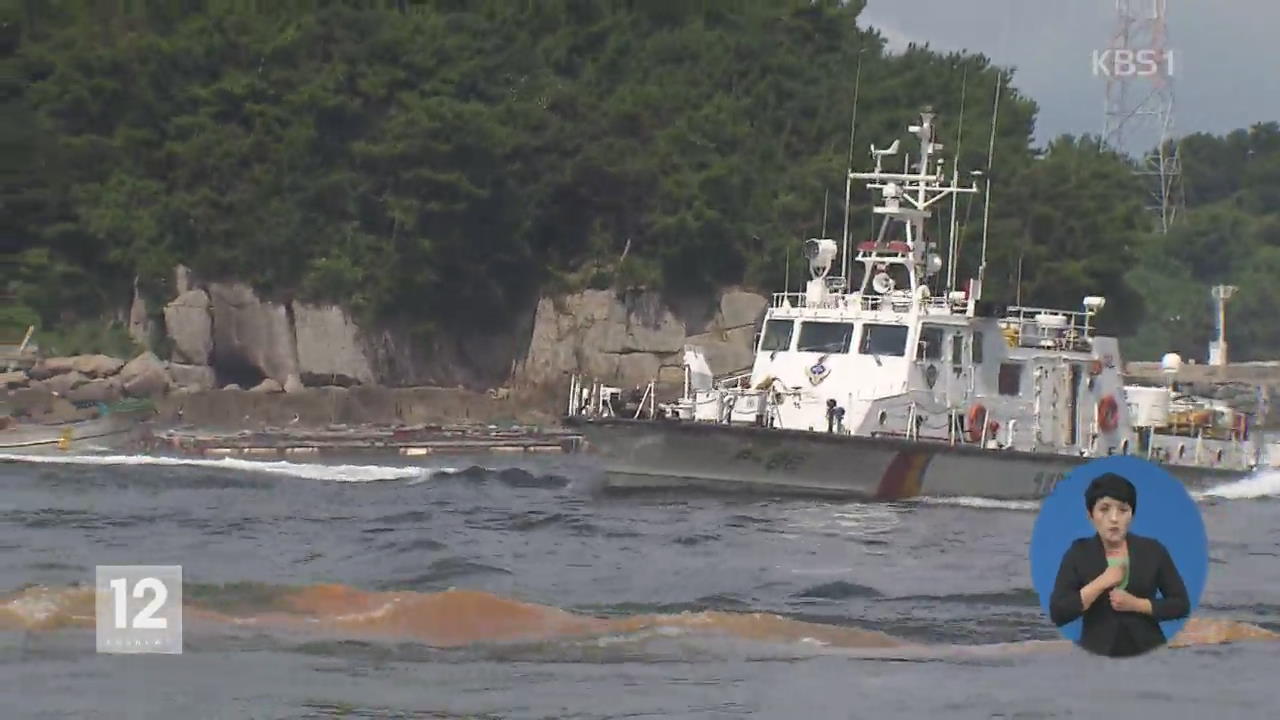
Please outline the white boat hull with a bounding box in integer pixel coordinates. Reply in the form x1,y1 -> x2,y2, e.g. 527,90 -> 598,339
568,419 -> 1244,500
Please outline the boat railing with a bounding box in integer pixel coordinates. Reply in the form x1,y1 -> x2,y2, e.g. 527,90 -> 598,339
714,370 -> 754,390
1000,305 -> 1095,352
771,292 -> 834,309
566,375 -> 656,420
770,292 -> 959,314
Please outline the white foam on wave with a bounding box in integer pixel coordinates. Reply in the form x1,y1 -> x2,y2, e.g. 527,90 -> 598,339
1197,468 -> 1280,500
913,496 -> 1041,512
916,469 -> 1280,508
0,453 -> 431,483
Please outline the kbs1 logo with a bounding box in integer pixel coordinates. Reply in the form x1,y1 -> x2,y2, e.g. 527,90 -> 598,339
1092,48 -> 1175,78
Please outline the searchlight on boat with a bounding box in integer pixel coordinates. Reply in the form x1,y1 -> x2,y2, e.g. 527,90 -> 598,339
803,238 -> 838,278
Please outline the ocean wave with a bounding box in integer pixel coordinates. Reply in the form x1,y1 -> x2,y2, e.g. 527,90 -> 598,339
1198,468 -> 1280,500
913,496 -> 1041,511
913,468 -> 1280,508
792,580 -> 883,600
430,465 -> 571,488
885,588 -> 1042,607
0,452 -> 429,482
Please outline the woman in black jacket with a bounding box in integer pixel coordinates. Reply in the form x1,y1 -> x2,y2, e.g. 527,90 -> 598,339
1049,472 -> 1191,657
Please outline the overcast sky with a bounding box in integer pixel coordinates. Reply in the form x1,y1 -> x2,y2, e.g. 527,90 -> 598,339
859,0 -> 1280,151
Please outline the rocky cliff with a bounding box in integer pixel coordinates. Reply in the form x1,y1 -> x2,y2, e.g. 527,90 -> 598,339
144,267 -> 766,395
3,269 -> 768,422
148,271 -> 522,392
515,288 -> 766,391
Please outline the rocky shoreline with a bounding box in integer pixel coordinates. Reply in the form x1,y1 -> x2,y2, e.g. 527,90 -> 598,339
2,352 -> 171,423
122,266 -> 770,395
3,276 -> 773,432
1,349 -> 564,430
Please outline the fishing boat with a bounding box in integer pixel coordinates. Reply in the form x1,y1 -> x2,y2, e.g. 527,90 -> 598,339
563,109 -> 1260,500
0,399 -> 155,455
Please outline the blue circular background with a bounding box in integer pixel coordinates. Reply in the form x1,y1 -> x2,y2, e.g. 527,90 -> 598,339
1028,456 -> 1208,645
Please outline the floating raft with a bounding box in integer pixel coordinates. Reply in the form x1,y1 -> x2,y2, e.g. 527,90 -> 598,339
145,423 -> 584,458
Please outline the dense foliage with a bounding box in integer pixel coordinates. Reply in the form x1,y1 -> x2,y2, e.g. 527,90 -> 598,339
3,1 -> 1277,360
1121,125 -> 1280,362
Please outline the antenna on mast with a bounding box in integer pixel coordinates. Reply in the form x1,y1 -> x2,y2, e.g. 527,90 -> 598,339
840,49 -> 864,285
784,245 -> 791,298
821,188 -> 830,237
975,70 -> 1003,311
946,64 -> 969,295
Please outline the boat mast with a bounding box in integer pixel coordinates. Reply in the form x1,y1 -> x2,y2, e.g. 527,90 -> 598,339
947,65 -> 969,296
849,109 -> 980,309
840,50 -> 864,288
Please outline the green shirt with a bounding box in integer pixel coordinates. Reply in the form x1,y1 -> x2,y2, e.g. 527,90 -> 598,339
1107,555 -> 1130,591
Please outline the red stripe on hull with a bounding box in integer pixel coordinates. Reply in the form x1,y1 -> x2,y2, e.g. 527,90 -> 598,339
874,451 -> 933,500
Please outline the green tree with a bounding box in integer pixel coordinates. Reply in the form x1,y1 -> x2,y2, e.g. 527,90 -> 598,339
5,0 -> 1276,362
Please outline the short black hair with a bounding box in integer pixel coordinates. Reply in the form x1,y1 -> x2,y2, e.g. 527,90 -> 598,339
1085,473 -> 1137,514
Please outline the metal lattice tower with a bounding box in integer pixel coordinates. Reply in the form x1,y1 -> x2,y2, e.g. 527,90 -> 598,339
1102,0 -> 1183,233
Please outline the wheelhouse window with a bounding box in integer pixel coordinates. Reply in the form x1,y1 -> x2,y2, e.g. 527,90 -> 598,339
972,331 -> 985,364
859,323 -> 909,356
758,319 -> 795,352
999,362 -> 1022,396
797,321 -> 855,353
917,326 -> 945,360
951,333 -> 965,365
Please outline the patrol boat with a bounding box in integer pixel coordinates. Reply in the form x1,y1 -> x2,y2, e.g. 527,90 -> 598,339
565,109 -> 1259,500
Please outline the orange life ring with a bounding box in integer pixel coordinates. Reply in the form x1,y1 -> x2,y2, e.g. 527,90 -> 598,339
1097,394 -> 1119,433
965,404 -> 987,443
